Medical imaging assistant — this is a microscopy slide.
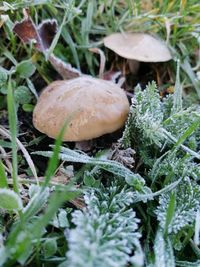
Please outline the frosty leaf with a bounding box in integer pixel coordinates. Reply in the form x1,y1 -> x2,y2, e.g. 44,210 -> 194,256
13,16 -> 81,79
37,19 -> 57,51
0,188 -> 23,211
58,208 -> 69,228
34,146 -> 145,191
122,81 -> 200,162
14,86 -> 33,105
0,67 -> 8,87
176,260 -> 200,267
122,82 -> 164,148
0,246 -> 7,266
13,17 -> 57,52
131,178 -> 181,203
150,152 -> 200,183
154,229 -> 175,267
51,208 -> 69,228
156,178 -> 200,234
43,238 -> 57,258
13,18 -> 42,50
66,187 -> 143,267
23,187 -> 50,219
16,59 -> 36,79
49,55 -> 81,79
28,184 -> 40,198
194,210 -> 200,246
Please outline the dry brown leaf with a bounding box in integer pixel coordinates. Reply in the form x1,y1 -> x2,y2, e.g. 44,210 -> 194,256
13,15 -> 81,79
13,18 -> 42,51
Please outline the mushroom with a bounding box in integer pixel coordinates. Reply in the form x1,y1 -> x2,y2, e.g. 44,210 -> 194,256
103,32 -> 172,74
33,76 -> 129,142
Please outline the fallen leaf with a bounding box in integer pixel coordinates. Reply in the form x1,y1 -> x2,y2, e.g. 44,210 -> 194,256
13,18 -> 42,51
38,19 -> 57,51
49,54 -> 82,79
13,14 -> 81,79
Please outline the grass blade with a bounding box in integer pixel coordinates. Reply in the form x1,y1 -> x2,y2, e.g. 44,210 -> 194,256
0,160 -> 8,188
62,27 -> 80,70
173,117 -> 200,149
172,59 -> 182,114
164,192 -> 176,236
7,76 -> 19,194
43,122 -> 67,188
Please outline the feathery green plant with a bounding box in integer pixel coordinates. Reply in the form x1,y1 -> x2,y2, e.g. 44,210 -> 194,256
122,81 -> 200,164
121,79 -> 200,264
156,177 -> 200,234
64,186 -> 143,267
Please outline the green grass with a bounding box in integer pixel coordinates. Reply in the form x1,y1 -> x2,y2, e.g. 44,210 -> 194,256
0,0 -> 200,266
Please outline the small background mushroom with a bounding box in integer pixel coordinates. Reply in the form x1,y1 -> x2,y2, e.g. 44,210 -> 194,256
104,32 -> 172,77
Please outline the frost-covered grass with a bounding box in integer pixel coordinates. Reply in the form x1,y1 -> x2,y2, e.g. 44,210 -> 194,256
0,0 -> 200,266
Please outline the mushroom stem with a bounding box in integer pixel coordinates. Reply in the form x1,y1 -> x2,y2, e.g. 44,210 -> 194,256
127,59 -> 140,75
89,48 -> 106,79
75,140 -> 93,152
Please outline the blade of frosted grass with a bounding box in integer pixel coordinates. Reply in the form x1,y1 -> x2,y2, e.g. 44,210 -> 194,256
164,192 -> 176,236
172,59 -> 182,114
0,160 -> 8,188
46,11 -> 68,60
0,0 -> 49,11
0,140 -> 12,148
62,27 -> 80,70
154,229 -> 175,267
3,50 -> 18,65
43,110 -> 78,188
26,78 -> 38,100
178,43 -> 200,99
81,1 -> 95,74
176,260 -> 200,267
43,122 -> 67,188
181,59 -> 200,99
173,117 -> 200,149
194,210 -> 200,246
7,76 -> 19,194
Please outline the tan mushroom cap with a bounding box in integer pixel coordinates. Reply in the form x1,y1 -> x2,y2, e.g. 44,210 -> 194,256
104,32 -> 172,62
33,76 -> 130,141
